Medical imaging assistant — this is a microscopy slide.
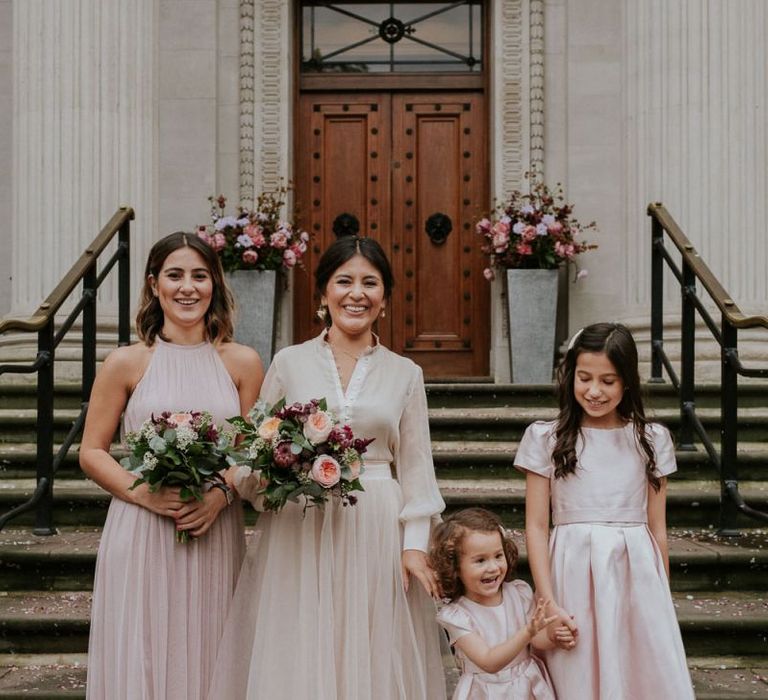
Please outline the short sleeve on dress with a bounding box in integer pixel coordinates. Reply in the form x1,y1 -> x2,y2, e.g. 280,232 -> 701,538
506,579 -> 535,616
436,604 -> 475,645
514,421 -> 555,478
649,423 -> 677,477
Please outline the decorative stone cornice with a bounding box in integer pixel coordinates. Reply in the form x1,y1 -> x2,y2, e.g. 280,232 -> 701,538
529,0 -> 545,174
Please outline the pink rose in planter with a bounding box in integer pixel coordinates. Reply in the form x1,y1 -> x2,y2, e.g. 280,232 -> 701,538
310,455 -> 342,488
242,248 -> 259,265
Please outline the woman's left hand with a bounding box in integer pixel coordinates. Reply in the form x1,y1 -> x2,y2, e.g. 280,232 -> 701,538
402,549 -> 440,600
174,488 -> 229,538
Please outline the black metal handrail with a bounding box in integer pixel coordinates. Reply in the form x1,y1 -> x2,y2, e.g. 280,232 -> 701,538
0,207 -> 134,534
648,202 -> 768,535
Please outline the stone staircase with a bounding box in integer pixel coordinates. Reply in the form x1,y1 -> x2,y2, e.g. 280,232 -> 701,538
0,381 -> 767,698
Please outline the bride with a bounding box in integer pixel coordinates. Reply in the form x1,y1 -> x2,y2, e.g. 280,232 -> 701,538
208,235 -> 447,699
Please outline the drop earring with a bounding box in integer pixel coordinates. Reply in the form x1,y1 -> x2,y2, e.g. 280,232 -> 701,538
316,304 -> 328,321
379,308 -> 386,318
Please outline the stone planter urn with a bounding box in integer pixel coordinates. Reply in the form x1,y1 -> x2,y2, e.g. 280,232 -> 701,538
225,269 -> 279,367
505,268 -> 559,384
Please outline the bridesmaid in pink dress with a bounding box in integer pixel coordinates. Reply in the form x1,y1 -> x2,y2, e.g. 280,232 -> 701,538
80,232 -> 263,700
517,323 -> 694,699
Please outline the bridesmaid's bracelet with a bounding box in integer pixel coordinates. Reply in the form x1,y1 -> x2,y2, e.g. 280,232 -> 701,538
212,482 -> 234,506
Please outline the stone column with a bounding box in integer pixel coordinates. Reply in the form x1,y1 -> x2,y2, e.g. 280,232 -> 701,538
11,0 -> 156,321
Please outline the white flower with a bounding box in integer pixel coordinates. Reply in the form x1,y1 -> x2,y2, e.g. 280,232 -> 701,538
521,204 -> 535,215
214,215 -> 239,231
248,438 -> 267,460
175,425 -> 198,450
236,233 -> 254,248
576,269 -> 589,281
141,421 -> 158,441
512,222 -> 525,235
536,223 -> 548,236
236,216 -> 250,227
542,214 -> 556,226
142,452 -> 158,470
499,215 -> 511,225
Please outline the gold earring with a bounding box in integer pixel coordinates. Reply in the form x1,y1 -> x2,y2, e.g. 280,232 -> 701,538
316,304 -> 328,321
380,308 -> 386,318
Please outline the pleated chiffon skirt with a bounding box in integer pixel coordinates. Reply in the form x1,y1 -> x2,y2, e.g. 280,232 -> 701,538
208,465 -> 447,699
86,499 -> 245,700
545,522 -> 694,700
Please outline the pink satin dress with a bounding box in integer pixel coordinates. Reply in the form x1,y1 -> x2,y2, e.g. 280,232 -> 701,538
438,580 -> 556,700
515,420 -> 695,700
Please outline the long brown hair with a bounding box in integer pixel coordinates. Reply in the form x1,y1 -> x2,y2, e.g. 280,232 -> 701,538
552,322 -> 661,491
135,232 -> 234,345
428,508 -> 518,602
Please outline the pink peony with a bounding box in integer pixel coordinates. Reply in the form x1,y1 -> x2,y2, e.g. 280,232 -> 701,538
522,225 -> 537,242
547,221 -> 564,235
475,218 -> 492,235
242,248 -> 259,265
483,267 -> 495,281
303,410 -> 334,444
212,232 -> 227,251
310,455 -> 341,488
270,231 -> 288,249
516,242 -> 533,256
245,224 -> 266,247
168,412 -> 194,428
283,249 -> 297,268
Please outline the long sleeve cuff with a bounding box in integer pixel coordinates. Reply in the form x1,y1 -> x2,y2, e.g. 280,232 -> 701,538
402,516 -> 431,552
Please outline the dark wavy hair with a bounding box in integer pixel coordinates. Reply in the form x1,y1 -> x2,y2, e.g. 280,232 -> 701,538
314,236 -> 394,328
553,322 -> 660,491
135,232 -> 234,345
428,508 -> 518,602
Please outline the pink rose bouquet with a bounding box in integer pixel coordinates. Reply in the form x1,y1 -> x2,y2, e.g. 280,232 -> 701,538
476,171 -> 597,279
227,398 -> 373,513
121,411 -> 233,543
197,185 -> 310,273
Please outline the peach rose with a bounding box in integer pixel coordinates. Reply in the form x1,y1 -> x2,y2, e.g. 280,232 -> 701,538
310,455 -> 341,488
257,416 -> 282,441
168,412 -> 194,428
303,410 -> 334,445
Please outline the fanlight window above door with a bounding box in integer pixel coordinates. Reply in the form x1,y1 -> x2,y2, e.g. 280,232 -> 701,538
301,1 -> 484,73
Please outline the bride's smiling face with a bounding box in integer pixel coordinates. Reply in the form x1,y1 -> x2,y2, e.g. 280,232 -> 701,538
150,246 -> 213,330
321,254 -> 386,339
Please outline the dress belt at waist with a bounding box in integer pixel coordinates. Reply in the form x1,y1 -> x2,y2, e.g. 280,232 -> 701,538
361,460 -> 394,481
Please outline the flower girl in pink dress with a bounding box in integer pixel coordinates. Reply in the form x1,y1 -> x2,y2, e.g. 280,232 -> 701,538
430,508 -> 574,699
517,323 -> 694,699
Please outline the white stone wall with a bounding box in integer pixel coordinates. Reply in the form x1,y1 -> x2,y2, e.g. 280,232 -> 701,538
0,1 -> 12,319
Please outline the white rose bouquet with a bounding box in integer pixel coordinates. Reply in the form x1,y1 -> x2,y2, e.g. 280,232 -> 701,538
121,411 -> 233,543
227,398 -> 372,514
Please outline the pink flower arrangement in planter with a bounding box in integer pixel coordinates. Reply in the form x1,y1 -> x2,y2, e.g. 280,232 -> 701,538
197,186 -> 310,273
476,172 -> 597,280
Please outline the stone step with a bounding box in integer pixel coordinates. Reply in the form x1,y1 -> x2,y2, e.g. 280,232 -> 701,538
426,382 -> 768,410
1,476 -> 765,530
1,404 -> 767,445
2,380 -> 766,412
3,441 -> 767,482
0,588 -> 765,658
0,527 -> 765,594
0,653 -> 765,700
428,407 -> 768,442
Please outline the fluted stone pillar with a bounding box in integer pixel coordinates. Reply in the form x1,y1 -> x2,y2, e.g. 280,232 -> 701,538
11,0 -> 156,321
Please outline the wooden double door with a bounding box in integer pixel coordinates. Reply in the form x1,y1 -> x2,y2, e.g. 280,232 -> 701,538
294,91 -> 489,378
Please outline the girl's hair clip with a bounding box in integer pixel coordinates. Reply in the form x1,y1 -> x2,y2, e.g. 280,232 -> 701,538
567,327 -> 584,351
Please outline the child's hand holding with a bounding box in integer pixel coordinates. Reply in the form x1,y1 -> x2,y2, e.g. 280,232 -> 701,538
552,624 -> 577,650
526,598 -> 559,638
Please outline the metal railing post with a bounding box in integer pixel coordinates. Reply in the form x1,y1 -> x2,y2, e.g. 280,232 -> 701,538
82,265 -> 98,404
719,320 -> 740,536
649,209 -> 665,382
118,216 -> 131,347
679,260 -> 696,450
34,321 -> 56,536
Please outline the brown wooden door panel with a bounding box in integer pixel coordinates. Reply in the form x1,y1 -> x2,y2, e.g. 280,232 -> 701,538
391,94 -> 488,377
295,91 -> 488,378
294,94 -> 392,347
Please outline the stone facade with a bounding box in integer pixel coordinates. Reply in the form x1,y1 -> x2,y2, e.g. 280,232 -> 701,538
2,0 -> 767,379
